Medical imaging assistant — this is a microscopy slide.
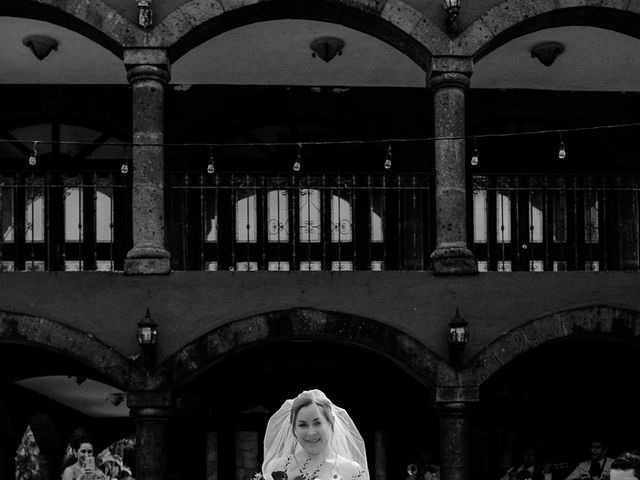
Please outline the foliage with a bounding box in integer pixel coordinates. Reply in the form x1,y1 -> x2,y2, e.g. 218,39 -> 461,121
15,426 -> 40,480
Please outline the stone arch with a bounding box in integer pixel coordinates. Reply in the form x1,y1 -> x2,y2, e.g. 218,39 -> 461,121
162,307 -> 455,390
158,0 -> 449,70
0,310 -> 143,390
465,305 -> 640,386
0,0 -> 141,57
456,2 -> 640,60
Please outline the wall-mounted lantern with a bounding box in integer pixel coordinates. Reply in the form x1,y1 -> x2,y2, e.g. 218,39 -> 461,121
448,307 -> 469,367
443,0 -> 461,35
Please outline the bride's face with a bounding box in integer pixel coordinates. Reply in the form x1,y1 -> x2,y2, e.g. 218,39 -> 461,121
294,403 -> 332,456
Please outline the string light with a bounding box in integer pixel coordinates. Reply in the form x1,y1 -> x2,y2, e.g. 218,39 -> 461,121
470,137 -> 479,166
293,143 -> 302,172
384,144 -> 392,170
1,120 -> 640,151
558,133 -> 566,159
28,141 -> 38,166
207,145 -> 215,174
120,145 -> 129,174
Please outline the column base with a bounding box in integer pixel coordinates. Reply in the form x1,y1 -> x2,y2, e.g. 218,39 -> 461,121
431,247 -> 477,275
125,246 -> 171,275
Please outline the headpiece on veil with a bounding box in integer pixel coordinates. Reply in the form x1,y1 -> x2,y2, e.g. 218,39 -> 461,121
262,389 -> 369,480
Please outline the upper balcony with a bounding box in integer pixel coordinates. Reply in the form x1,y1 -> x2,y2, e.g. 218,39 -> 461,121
2,167 -> 639,273
1,89 -> 639,274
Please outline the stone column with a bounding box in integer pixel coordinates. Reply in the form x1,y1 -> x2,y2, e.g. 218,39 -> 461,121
374,429 -> 387,480
435,387 -> 478,480
616,176 -> 639,270
124,49 -> 171,274
128,391 -> 172,480
428,56 -> 477,274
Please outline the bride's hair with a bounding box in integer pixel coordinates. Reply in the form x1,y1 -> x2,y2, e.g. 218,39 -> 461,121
290,390 -> 336,430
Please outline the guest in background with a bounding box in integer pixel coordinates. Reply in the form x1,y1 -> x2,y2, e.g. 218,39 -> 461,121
61,436 -> 106,480
565,440 -> 614,480
501,447 -> 551,480
407,449 -> 440,480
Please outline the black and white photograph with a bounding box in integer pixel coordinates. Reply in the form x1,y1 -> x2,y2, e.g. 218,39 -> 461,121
1,2 -> 640,480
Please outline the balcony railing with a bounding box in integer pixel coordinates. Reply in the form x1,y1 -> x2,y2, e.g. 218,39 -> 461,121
472,174 -> 640,271
3,170 -> 640,273
167,172 -> 433,271
0,172 -> 131,272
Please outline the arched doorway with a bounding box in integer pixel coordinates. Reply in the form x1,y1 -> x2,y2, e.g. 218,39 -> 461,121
475,337 -> 640,480
172,339 -> 436,480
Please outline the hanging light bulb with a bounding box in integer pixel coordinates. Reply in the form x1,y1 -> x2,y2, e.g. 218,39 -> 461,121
120,145 -> 130,174
384,144 -> 392,170
207,145 -> 215,174
470,149 -> 479,166
293,143 -> 302,172
470,136 -> 479,166
28,141 -> 38,166
558,133 -> 566,159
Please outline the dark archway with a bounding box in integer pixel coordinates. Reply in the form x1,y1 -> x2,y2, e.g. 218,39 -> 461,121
162,307 -> 454,389
464,305 -> 640,480
475,338 -> 640,480
172,338 -> 440,480
161,308 -> 452,480
0,310 -> 142,389
465,305 -> 640,385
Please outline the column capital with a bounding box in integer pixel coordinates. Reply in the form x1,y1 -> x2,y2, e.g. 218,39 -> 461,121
124,48 -> 170,84
427,56 -> 473,91
127,389 -> 172,410
435,386 -> 480,405
427,56 -> 473,78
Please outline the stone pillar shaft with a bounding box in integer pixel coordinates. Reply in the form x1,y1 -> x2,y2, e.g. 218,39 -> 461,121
438,402 -> 470,480
133,407 -> 170,480
428,57 -> 477,275
124,49 -> 171,274
435,387 -> 478,480
128,391 -> 172,480
374,429 -> 387,480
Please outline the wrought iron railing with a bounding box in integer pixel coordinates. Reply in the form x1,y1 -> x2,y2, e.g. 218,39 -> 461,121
472,174 -> 640,271
5,170 -> 640,273
167,172 -> 434,271
0,172 -> 131,271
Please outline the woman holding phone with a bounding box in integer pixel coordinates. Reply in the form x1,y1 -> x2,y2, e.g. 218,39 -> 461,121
62,436 -> 105,480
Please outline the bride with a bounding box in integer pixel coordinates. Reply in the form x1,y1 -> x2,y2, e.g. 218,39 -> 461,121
262,390 -> 369,480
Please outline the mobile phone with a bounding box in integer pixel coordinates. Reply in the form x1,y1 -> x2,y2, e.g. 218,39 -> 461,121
84,456 -> 95,471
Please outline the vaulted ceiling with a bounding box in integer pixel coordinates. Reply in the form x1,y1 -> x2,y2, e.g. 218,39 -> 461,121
3,16 -> 640,92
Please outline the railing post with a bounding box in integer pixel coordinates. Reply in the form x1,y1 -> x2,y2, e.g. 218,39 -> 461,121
428,56 -> 477,274
616,175 -> 639,270
124,49 -> 171,274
